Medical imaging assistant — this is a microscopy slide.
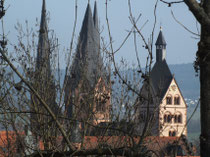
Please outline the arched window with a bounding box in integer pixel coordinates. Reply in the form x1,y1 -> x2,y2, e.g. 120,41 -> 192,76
169,131 -> 176,137
178,115 -> 182,123
164,115 -> 167,123
174,113 -> 182,123
166,95 -> 172,105
164,112 -> 172,123
174,112 -> 182,123
167,115 -> 172,123
169,131 -> 172,136
172,131 -> 176,136
174,115 -> 178,123
174,95 -> 180,105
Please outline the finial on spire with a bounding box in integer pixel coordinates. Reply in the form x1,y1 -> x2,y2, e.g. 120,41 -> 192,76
88,0 -> 90,3
160,26 -> 162,31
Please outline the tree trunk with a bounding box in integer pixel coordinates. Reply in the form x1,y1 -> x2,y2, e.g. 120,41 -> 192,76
198,24 -> 210,157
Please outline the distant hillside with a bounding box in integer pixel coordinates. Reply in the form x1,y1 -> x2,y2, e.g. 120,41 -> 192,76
11,63 -> 199,100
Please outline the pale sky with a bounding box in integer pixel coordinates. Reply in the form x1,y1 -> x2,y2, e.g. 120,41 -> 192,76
4,0 -> 199,68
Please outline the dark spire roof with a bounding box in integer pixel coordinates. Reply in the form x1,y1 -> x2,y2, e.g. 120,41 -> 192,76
155,29 -> 167,46
33,0 -> 58,117
36,0 -> 51,77
150,60 -> 173,99
66,3 -> 107,91
93,1 -> 99,31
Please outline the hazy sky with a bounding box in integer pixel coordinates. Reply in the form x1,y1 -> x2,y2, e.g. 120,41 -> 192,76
4,0 -> 199,68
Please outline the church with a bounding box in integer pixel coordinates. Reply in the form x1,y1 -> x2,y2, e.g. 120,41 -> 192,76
134,29 -> 187,137
64,1 -> 111,126
25,0 -> 195,156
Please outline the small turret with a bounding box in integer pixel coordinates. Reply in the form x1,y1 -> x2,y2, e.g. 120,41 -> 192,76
155,27 -> 167,62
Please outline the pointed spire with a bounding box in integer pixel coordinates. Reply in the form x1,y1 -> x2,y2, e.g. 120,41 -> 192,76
155,28 -> 167,62
93,1 -> 99,31
36,0 -> 51,76
65,2 -> 110,120
79,3 -> 95,43
67,2 -> 104,88
40,0 -> 47,35
155,28 -> 166,46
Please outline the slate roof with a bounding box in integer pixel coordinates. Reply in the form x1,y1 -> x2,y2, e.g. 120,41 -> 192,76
32,0 -> 58,114
66,2 -> 107,92
93,1 -> 99,32
150,59 -> 173,99
155,30 -> 167,46
36,0 -> 51,78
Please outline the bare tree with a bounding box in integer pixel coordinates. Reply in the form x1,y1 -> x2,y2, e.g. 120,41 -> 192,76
0,0 -> 199,157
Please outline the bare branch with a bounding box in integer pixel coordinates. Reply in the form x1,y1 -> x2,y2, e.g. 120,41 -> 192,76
171,10 -> 200,37
183,0 -> 210,26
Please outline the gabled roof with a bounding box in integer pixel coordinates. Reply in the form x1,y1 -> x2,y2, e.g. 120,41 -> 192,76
150,60 -> 173,99
169,77 -> 188,108
155,30 -> 167,46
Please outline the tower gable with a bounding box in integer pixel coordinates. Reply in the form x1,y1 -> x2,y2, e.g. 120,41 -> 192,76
161,78 -> 187,108
159,77 -> 187,137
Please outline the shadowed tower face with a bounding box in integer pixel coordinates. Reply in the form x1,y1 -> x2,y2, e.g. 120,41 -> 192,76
65,2 -> 111,125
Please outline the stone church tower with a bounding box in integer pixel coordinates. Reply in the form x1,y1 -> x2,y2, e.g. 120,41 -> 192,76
135,28 -> 187,137
64,2 -> 111,126
30,0 -> 59,149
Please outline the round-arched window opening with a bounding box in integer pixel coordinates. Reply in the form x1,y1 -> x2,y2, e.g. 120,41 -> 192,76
167,115 -> 172,123
174,115 -> 178,123
172,131 -> 176,136
178,115 -> 182,123
164,115 -> 167,123
174,95 -> 180,105
166,95 -> 172,105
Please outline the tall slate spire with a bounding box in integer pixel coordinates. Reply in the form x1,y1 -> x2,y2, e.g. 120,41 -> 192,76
31,0 -> 59,148
65,3 -> 110,120
34,0 -> 57,113
36,0 -> 51,77
69,3 -> 103,88
155,28 -> 167,46
93,1 -> 99,31
155,28 -> 167,62
93,1 -> 101,71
